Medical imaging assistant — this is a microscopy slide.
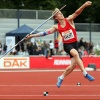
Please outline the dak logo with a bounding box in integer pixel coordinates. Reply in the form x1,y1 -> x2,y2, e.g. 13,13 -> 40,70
4,58 -> 27,67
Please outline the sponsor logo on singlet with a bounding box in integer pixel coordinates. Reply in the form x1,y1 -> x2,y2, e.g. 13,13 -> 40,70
61,29 -> 74,41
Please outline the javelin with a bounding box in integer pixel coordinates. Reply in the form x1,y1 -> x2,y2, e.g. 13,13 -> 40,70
0,5 -> 66,59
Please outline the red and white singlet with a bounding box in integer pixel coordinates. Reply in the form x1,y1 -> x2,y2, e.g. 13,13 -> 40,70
58,18 -> 77,43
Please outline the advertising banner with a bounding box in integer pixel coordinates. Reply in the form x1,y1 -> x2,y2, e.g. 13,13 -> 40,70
30,56 -> 100,69
0,57 -> 29,69
30,56 -> 71,68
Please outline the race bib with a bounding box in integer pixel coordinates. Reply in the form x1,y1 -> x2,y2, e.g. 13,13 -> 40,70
61,29 -> 74,41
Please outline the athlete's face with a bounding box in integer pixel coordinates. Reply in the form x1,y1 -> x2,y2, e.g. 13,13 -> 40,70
55,11 -> 64,20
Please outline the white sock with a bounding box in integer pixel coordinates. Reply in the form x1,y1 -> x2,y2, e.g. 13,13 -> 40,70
83,71 -> 87,76
59,75 -> 64,80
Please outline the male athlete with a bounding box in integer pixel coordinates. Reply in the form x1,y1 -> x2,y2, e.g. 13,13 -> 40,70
26,1 -> 95,88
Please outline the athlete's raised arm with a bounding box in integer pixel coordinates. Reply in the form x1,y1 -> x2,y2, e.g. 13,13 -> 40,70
67,1 -> 92,21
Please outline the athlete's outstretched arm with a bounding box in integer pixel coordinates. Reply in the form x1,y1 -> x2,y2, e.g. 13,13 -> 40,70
25,25 -> 57,40
67,1 -> 92,21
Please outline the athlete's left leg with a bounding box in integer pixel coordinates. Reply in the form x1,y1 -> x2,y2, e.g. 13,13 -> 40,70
70,49 -> 95,81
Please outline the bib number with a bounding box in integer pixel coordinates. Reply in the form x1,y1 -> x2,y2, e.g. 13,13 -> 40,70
61,30 -> 74,41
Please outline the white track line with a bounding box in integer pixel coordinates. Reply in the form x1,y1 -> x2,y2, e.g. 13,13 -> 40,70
0,95 -> 100,97
0,85 -> 99,87
0,69 -> 75,72
0,69 -> 99,72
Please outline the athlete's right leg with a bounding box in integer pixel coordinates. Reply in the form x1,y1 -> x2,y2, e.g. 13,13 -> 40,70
57,58 -> 76,88
63,58 -> 76,77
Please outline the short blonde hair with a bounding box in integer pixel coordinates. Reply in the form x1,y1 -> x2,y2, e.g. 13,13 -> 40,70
52,8 -> 59,20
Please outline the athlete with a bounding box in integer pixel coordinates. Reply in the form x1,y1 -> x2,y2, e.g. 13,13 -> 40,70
25,1 -> 95,88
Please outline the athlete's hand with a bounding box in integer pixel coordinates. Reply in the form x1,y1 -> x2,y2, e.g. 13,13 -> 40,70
84,1 -> 92,7
24,34 -> 30,41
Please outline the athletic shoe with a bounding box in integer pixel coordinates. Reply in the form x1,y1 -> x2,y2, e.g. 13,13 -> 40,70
56,77 -> 63,88
85,74 -> 95,81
